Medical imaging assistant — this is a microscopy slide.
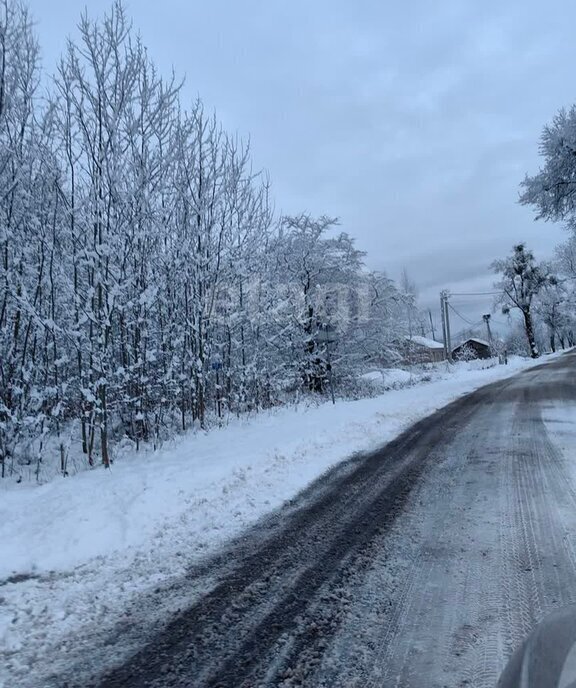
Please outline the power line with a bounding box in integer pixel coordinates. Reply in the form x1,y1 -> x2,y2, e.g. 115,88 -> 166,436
449,306 -> 510,340
450,291 -> 502,297
452,323 -> 480,337
453,320 -> 484,335
448,302 -> 476,326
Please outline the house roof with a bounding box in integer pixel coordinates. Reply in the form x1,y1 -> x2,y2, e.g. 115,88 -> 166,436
408,335 -> 445,350
453,337 -> 490,350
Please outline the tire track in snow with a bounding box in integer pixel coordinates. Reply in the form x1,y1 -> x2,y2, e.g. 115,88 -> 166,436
60,351 -> 576,688
315,356 -> 576,688
322,397 -> 513,688
89,391 -> 481,688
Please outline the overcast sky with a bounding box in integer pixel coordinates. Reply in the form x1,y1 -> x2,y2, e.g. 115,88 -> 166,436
26,0 -> 575,337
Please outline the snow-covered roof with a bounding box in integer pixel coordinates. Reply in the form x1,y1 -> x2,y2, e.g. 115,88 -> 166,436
408,335 -> 445,350
453,337 -> 490,349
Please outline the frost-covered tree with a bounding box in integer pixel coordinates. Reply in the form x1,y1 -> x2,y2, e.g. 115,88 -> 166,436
551,237 -> 576,346
268,214 -> 364,393
0,0 -> 54,478
535,281 -> 569,352
351,270 -> 405,368
520,106 -> 576,228
555,234 -> 576,277
517,104 -> 576,354
53,3 -> 184,464
0,0 -> 424,480
492,244 -> 554,358
2,0 -> 276,474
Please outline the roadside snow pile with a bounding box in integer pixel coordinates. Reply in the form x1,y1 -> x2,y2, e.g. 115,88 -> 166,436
360,368 -> 413,389
359,357 -> 500,395
0,353 -> 553,686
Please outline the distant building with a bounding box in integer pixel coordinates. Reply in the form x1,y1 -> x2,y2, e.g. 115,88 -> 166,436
452,337 -> 491,360
403,335 -> 446,364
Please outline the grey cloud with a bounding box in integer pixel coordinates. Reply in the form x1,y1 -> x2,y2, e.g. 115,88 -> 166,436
27,0 -> 575,328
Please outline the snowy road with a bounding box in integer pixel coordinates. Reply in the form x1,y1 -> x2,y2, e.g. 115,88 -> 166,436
89,353 -> 576,687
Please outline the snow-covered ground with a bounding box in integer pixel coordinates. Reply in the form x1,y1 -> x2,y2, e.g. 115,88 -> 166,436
359,367 -> 413,388
0,355 -> 553,686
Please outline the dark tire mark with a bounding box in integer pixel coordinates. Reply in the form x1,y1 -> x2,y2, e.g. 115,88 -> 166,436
53,351 -> 576,688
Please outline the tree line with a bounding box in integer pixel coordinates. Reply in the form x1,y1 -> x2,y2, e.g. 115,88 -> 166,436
0,1 -> 420,479
491,104 -> 576,359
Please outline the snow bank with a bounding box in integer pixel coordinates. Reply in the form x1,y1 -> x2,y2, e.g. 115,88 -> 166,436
0,356 -> 543,579
360,368 -> 413,388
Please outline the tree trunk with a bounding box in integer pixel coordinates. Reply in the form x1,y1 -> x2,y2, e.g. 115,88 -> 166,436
523,309 -> 539,358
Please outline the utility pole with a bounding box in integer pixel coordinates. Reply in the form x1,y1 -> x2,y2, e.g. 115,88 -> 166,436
444,292 -> 453,362
428,309 -> 436,341
440,292 -> 448,360
482,314 -> 493,350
